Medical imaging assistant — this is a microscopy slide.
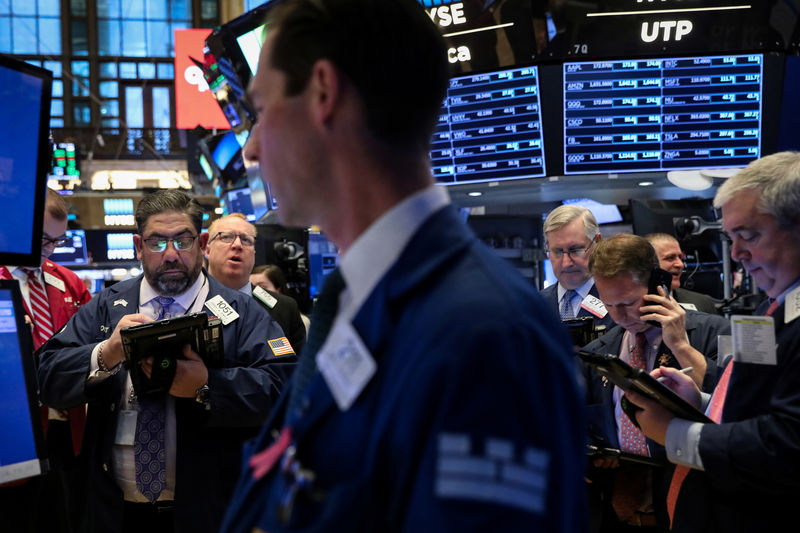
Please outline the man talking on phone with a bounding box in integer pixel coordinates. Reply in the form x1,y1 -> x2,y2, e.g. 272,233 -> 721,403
580,233 -> 728,532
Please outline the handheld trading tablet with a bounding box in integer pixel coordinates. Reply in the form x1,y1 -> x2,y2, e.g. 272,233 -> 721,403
121,312 -> 223,397
578,350 -> 713,427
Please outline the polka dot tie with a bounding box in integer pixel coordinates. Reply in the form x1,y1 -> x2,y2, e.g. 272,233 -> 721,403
560,289 -> 577,319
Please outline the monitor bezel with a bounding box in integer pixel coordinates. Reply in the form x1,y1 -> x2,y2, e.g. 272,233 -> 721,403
0,54 -> 53,267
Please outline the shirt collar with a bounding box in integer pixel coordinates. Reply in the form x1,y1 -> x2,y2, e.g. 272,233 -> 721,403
140,271 -> 206,312
238,282 -> 252,296
774,276 -> 800,306
338,185 -> 450,321
557,277 -> 595,302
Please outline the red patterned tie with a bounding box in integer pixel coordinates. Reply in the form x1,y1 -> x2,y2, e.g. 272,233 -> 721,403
612,333 -> 650,521
667,298 -> 781,526
24,268 -> 55,349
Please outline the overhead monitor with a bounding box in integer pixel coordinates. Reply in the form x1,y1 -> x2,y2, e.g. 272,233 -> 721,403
432,65 -> 546,185
85,230 -> 138,264
49,229 -> 89,266
307,229 -> 338,301
0,280 -> 47,484
563,54 -> 763,174
0,54 -> 53,266
50,142 -> 80,181
225,187 -> 256,221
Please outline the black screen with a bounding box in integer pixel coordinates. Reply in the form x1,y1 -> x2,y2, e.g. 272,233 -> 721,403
49,229 -> 89,266
0,55 -> 52,266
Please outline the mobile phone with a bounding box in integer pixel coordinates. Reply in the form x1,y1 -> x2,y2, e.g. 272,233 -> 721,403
645,267 -> 673,328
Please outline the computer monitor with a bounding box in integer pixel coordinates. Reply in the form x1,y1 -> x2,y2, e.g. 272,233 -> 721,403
0,54 -> 53,266
307,229 -> 339,301
84,230 -> 138,264
432,65 -> 547,185
0,279 -> 48,484
562,53 -> 765,174
48,229 -> 89,266
225,187 -> 256,221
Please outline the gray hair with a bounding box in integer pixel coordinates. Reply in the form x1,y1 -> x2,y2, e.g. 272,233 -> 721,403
714,151 -> 800,230
543,204 -> 599,242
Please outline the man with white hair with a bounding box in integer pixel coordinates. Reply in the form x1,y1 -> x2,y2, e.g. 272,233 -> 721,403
542,204 -> 613,328
628,151 -> 800,532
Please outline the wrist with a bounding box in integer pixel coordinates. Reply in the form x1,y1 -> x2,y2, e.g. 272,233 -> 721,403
97,341 -> 121,374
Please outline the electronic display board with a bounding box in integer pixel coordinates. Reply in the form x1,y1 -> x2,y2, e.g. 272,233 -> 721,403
49,229 -> 88,266
432,65 -> 546,185
563,54 -> 763,174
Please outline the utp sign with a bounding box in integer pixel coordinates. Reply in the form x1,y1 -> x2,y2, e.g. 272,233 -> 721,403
174,29 -> 230,130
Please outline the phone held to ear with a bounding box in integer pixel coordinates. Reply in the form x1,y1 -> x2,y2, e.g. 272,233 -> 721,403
644,267 -> 673,328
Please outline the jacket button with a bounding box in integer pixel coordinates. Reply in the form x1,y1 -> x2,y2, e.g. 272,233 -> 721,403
110,403 -> 115,412
102,463 -> 109,472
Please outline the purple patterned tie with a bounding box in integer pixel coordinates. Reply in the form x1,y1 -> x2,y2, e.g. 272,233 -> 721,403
134,296 -> 173,501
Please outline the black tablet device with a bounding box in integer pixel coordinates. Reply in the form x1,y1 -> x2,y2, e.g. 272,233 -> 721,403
578,350 -> 713,425
121,312 -> 224,397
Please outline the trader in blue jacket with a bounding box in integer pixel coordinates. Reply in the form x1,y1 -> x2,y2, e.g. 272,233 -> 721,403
220,1 -> 588,532
37,190 -> 294,533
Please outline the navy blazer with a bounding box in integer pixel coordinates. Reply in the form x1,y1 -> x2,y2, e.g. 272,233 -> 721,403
540,281 -> 615,330
221,205 -> 589,533
671,300 -> 800,532
37,273 -> 293,533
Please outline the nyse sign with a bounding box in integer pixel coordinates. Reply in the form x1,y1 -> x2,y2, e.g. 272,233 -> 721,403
425,2 -> 472,64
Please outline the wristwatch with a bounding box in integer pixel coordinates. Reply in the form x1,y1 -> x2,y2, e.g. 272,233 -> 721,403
195,384 -> 211,409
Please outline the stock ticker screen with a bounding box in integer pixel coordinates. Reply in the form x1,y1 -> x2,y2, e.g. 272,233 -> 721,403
431,65 -> 546,184
563,54 -> 763,174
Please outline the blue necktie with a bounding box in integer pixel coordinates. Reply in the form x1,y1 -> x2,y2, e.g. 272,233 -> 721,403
135,296 -> 173,502
560,289 -> 577,319
286,268 -> 346,418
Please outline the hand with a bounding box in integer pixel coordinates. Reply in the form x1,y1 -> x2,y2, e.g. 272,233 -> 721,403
592,456 -> 620,470
169,344 -> 208,398
102,313 -> 153,368
641,287 -> 706,385
640,286 -> 690,351
651,366 -> 702,409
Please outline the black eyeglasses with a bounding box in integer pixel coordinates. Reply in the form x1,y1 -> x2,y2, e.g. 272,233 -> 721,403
42,235 -> 68,247
142,235 -> 198,252
209,231 -> 256,247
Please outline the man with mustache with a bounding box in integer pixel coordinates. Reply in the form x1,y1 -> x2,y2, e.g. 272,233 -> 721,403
38,190 -> 293,533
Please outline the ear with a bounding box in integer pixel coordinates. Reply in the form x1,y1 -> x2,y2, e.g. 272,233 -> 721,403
198,231 -> 210,251
307,59 -> 342,128
133,234 -> 143,261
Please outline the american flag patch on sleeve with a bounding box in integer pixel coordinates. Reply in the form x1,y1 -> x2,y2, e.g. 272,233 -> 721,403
268,337 -> 295,357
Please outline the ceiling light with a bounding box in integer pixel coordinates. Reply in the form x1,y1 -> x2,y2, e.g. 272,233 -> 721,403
638,181 -> 654,187
468,191 -> 482,197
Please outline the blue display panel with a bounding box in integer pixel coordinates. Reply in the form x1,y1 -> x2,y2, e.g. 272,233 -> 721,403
563,54 -> 763,174
225,187 -> 256,221
432,65 -> 546,184
0,283 -> 44,483
49,229 -> 88,266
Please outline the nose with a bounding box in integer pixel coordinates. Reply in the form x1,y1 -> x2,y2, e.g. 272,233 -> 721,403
729,237 -> 747,262
162,241 -> 180,261
243,126 -> 258,163
231,236 -> 244,249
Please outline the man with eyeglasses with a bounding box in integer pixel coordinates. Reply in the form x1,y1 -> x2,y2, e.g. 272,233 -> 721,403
205,213 -> 305,354
541,204 -> 614,329
0,188 -> 92,533
645,233 -> 719,315
37,190 -> 292,533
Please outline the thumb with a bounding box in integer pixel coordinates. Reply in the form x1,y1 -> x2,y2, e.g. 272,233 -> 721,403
182,344 -> 201,361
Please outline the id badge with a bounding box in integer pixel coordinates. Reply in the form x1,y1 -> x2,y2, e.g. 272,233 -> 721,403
114,409 -> 138,446
317,319 -> 376,411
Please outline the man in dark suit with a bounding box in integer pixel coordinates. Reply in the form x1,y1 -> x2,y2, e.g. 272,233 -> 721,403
645,233 -> 719,315
220,1 -> 588,532
582,233 -> 728,532
541,204 -> 614,330
628,151 -> 800,533
205,213 -> 305,354
37,190 -> 293,533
